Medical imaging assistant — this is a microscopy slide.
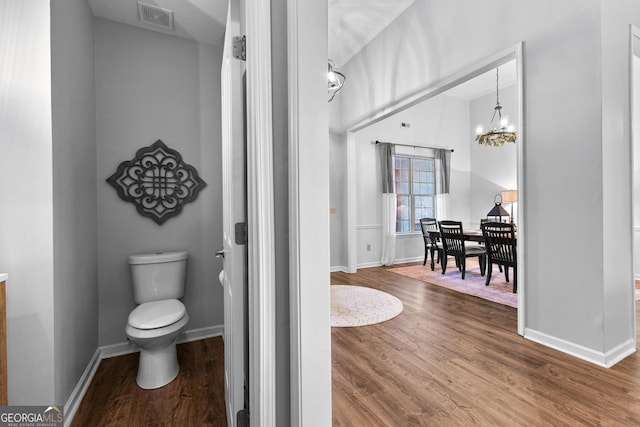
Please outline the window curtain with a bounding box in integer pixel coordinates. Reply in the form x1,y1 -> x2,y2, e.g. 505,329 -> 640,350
434,148 -> 451,220
379,143 -> 396,266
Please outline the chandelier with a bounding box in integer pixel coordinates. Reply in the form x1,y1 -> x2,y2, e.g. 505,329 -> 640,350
475,67 -> 516,147
328,60 -> 345,102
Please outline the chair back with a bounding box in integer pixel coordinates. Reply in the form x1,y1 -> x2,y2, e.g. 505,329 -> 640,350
419,218 -> 438,244
438,220 -> 465,256
481,221 -> 516,265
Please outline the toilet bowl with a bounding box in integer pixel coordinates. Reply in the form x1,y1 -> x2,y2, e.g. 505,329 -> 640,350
125,251 -> 189,389
126,299 -> 189,389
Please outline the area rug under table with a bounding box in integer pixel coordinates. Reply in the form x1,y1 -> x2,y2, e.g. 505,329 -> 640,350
330,285 -> 404,327
390,260 -> 640,309
390,260 -> 519,308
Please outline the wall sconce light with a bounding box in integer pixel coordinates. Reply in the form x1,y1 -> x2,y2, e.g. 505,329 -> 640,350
328,60 -> 345,102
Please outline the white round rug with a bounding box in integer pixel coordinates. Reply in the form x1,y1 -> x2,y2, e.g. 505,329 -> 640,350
331,285 -> 404,327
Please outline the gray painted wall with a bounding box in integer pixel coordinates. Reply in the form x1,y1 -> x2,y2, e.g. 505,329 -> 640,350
94,19 -> 224,346
0,0 -> 55,404
51,0 -> 99,405
332,0 -> 638,357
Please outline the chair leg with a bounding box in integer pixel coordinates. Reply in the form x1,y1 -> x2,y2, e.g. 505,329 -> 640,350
485,262 -> 493,286
505,266 -> 510,283
480,255 -> 486,276
430,249 -> 436,271
423,248 -> 428,266
513,267 -> 517,293
441,255 -> 448,274
461,257 -> 466,280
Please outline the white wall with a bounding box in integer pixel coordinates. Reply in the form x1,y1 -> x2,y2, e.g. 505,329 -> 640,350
94,19 -> 223,346
469,84 -> 518,228
51,0 -> 99,405
348,94 -> 471,268
0,0 -> 55,404
332,0 -> 639,364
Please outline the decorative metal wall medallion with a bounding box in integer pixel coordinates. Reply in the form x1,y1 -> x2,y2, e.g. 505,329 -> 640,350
107,139 -> 207,225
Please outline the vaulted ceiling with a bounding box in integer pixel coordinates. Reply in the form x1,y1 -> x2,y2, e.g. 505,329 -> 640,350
86,0 -> 506,99
87,0 -> 415,67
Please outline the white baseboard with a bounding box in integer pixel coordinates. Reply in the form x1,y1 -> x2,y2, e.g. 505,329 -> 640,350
392,256 -> 423,265
63,324 -> 224,426
330,265 -> 349,273
64,348 -> 101,427
100,325 -> 224,359
179,325 -> 224,344
356,256 -> 422,270
524,328 -> 636,368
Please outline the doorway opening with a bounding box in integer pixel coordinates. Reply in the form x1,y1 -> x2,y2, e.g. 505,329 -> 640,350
338,45 -> 526,334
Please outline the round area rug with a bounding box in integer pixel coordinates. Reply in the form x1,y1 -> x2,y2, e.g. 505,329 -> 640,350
331,285 -> 404,327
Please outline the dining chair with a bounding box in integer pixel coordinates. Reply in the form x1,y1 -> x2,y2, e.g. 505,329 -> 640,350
481,221 -> 517,292
438,220 -> 486,279
419,218 -> 442,271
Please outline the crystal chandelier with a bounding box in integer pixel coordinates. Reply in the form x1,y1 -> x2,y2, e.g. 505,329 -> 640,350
475,68 -> 516,147
328,60 -> 345,102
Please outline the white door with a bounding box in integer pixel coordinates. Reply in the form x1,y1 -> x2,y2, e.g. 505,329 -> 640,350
220,1 -> 247,425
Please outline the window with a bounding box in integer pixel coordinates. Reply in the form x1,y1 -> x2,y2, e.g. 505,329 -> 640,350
395,155 -> 436,233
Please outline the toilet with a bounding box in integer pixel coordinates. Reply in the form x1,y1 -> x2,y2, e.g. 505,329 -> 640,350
125,251 -> 190,389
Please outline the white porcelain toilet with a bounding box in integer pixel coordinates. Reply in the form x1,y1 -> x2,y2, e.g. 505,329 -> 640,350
125,251 -> 190,389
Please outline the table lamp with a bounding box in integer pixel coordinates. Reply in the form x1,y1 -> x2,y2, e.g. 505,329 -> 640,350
501,189 -> 517,224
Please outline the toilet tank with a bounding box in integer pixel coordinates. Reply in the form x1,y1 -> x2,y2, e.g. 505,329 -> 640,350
128,251 -> 188,304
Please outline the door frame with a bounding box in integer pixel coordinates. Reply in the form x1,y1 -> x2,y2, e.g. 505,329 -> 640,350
245,0 -> 277,424
630,24 -> 640,348
345,43 -> 526,335
287,0 -> 333,426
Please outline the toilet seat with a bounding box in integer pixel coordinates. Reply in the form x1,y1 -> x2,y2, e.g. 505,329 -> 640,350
128,299 -> 186,329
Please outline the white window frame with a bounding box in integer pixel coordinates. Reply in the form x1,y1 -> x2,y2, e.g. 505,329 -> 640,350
394,154 -> 437,234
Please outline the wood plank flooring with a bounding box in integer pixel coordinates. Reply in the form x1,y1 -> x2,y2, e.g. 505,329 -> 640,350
71,336 -> 227,426
331,265 -> 640,426
71,268 -> 640,426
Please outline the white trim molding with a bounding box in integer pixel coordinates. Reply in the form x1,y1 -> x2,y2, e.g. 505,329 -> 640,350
63,348 -> 101,427
524,328 -> 636,368
288,0 -> 332,425
246,0 -> 277,423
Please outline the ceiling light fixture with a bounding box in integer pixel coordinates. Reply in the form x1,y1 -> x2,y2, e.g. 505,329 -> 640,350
328,60 -> 345,102
475,67 -> 516,147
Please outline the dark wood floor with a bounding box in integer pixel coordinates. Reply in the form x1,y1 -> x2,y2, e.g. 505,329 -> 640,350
71,336 -> 227,427
331,265 -> 640,426
72,268 -> 640,426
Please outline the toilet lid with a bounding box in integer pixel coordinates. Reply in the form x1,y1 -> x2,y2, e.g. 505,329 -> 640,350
128,299 -> 186,330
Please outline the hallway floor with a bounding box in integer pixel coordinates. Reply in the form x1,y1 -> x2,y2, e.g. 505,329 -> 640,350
331,265 -> 640,426
71,336 -> 227,426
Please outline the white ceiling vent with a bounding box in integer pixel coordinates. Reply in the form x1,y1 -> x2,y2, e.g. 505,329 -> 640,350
137,2 -> 174,31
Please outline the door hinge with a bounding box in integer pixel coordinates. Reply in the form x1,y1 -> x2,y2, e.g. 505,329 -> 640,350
233,35 -> 246,61
235,222 -> 247,245
237,408 -> 249,427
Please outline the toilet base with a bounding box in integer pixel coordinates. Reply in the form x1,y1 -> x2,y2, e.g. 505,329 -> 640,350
136,340 -> 179,389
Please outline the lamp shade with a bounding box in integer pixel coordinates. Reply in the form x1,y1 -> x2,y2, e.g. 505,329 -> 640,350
501,189 -> 517,203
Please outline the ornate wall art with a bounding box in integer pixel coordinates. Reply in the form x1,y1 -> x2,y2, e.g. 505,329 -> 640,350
107,139 -> 207,225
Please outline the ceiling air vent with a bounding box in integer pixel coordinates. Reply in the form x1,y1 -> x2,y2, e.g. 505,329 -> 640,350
137,2 -> 174,31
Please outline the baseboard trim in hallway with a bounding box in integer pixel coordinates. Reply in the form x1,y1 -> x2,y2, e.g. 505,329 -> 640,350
63,324 -> 223,426
64,348 -> 101,427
